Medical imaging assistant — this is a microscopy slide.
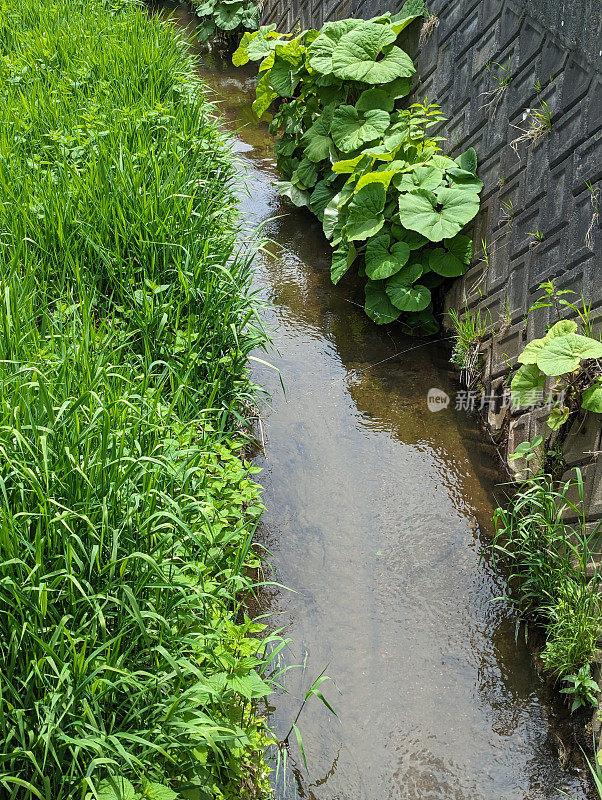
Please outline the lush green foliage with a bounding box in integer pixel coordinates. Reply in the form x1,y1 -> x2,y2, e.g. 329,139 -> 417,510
448,306 -> 488,386
542,583 -> 601,678
233,1 -> 483,333
0,0 -> 279,797
511,283 -> 602,429
559,665 -> 600,712
193,0 -> 260,43
492,469 -> 602,699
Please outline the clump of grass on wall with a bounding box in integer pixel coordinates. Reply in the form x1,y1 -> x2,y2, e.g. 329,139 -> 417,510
0,1 -> 278,798
492,469 -> 602,706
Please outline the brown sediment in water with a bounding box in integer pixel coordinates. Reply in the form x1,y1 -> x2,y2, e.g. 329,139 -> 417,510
158,5 -> 592,798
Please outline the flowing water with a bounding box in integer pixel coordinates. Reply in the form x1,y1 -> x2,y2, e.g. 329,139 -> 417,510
160,6 -> 592,798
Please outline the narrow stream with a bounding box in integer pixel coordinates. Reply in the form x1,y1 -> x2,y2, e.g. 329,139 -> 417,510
161,6 -> 591,798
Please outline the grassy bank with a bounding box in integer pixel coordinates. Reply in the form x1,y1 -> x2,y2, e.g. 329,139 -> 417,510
0,1 -> 277,797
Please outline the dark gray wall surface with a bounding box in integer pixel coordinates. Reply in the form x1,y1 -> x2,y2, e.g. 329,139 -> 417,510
261,0 -> 602,516
261,0 -> 601,348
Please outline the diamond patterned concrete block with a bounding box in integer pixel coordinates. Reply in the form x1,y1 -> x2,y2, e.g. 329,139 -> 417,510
561,463 -> 597,522
591,459 -> 602,521
487,376 -> 510,433
507,412 -> 533,476
259,0 -> 602,518
564,413 -> 602,468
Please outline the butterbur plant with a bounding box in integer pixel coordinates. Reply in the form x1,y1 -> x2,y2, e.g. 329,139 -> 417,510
234,0 -> 483,333
511,285 -> 602,433
193,0 -> 260,43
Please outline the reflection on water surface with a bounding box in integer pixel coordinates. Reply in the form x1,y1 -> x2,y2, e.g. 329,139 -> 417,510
160,6 -> 591,798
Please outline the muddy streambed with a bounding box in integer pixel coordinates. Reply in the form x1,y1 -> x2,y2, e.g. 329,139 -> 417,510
160,5 -> 591,798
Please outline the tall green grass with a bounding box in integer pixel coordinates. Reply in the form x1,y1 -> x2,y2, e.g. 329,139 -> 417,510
492,470 -> 602,685
0,1 -> 278,797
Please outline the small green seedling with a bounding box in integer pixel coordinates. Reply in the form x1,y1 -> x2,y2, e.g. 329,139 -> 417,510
560,665 -> 600,712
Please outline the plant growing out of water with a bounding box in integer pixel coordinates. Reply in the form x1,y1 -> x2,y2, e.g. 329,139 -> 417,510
492,469 -> 602,695
560,664 -> 600,712
193,0 -> 260,43
233,1 -> 483,333
542,583 -> 602,679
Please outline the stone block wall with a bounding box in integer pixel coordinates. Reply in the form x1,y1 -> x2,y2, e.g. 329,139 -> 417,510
260,0 -> 602,519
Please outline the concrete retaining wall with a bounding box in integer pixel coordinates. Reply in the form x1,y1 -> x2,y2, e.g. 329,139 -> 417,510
260,0 -> 602,518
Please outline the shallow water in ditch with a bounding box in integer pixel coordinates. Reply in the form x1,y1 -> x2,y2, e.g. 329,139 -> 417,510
161,6 -> 591,798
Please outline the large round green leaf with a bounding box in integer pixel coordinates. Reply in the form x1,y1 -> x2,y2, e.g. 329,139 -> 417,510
445,233 -> 473,264
391,260 -> 423,285
445,166 -> 484,192
242,5 -> 260,28
582,380 -> 602,413
547,406 -> 570,430
322,193 -> 341,240
397,188 -> 480,241
430,154 -> 457,171
365,280 -> 401,324
394,165 -> 443,192
331,106 -> 390,152
195,0 -> 216,15
356,87 -> 396,113
365,234 -> 410,279
544,320 -> 579,339
307,19 -> 360,75
427,247 -> 467,277
455,147 -> 478,174
518,320 -> 580,365
391,222 -> 428,249
252,71 -> 277,118
345,183 -> 386,241
309,180 -> 336,220
97,778 -> 137,800
331,242 -> 357,284
536,334 -> 602,376
390,0 -> 426,33
214,3 -> 243,30
269,53 -> 301,97
517,337 -> 546,366
245,28 -> 280,63
384,118 -> 410,150
300,108 -> 335,162
293,158 -> 318,188
277,180 -> 309,208
386,278 -> 431,311
332,22 -> 416,84
356,169 -> 397,192
197,19 -> 216,41
383,76 -> 413,99
511,364 -> 546,408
